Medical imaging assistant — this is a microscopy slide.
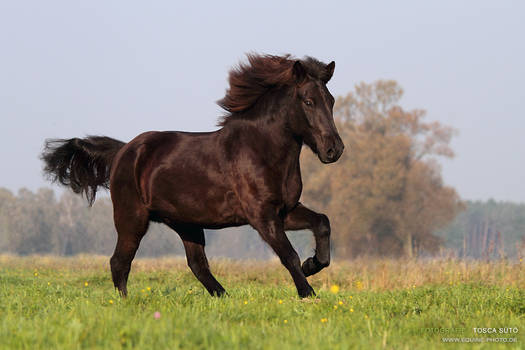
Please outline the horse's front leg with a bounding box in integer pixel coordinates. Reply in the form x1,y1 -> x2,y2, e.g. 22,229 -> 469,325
284,203 -> 331,277
251,211 -> 315,298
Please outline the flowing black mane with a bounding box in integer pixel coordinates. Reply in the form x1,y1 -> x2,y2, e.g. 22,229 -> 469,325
217,54 -> 332,126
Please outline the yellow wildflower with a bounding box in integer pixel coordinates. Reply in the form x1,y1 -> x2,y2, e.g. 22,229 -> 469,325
329,284 -> 340,294
320,318 -> 328,323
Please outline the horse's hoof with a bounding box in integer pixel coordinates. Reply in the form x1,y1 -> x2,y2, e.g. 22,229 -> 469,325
298,285 -> 316,298
302,256 -> 328,277
210,288 -> 227,297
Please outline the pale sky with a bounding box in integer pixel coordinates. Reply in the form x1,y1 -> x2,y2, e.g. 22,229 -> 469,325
1,1 -> 524,202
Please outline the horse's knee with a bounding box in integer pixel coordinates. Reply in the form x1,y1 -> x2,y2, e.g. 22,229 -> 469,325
316,214 -> 331,238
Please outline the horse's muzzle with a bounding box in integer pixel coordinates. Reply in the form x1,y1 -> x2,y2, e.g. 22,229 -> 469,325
319,136 -> 344,164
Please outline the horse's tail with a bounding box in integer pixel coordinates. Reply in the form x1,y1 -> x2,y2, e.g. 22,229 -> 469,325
41,136 -> 126,205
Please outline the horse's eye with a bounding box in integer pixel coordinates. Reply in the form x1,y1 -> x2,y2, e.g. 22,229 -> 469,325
304,99 -> 313,106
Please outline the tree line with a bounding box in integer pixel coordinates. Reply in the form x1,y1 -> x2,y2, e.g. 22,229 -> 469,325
1,81 -> 523,259
438,199 -> 525,259
0,188 -> 313,259
0,187 -> 522,259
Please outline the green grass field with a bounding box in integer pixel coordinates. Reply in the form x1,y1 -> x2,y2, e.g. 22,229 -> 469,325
0,255 -> 523,349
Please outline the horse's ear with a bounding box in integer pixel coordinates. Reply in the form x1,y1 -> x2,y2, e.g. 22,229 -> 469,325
292,60 -> 307,83
323,61 -> 335,83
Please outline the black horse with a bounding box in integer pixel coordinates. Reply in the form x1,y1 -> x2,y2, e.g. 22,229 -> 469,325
41,54 -> 344,298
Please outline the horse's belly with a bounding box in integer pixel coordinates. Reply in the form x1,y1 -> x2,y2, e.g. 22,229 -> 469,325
149,183 -> 245,228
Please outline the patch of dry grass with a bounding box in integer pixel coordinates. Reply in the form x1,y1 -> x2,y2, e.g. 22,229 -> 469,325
1,254 -> 522,291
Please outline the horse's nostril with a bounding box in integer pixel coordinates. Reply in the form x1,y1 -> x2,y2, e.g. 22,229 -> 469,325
326,148 -> 335,159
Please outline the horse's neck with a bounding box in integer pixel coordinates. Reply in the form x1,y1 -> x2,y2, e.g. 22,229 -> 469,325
220,105 -> 303,163
257,116 -> 302,161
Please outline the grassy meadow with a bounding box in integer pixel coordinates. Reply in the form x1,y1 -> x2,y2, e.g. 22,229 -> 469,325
0,255 -> 523,349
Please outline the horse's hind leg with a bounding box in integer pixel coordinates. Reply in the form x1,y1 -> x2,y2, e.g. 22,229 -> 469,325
169,224 -> 225,296
110,206 -> 149,296
284,203 -> 331,277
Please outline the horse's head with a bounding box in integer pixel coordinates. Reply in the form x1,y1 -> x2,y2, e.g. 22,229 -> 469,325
289,60 -> 344,163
